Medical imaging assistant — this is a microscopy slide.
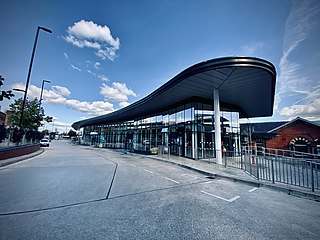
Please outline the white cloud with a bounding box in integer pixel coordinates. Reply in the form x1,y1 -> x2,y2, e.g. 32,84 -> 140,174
87,69 -> 96,76
64,52 -> 69,59
84,62 -> 109,81
71,64 -> 82,71
52,86 -> 71,97
240,42 -> 264,55
276,0 -> 320,118
100,82 -> 136,102
11,83 -> 114,116
279,98 -> 320,121
98,74 -> 109,81
94,62 -> 101,69
65,99 -> 114,115
64,20 -> 120,61
113,82 -> 136,97
119,102 -> 130,108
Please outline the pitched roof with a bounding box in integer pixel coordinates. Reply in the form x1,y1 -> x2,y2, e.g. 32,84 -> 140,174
267,117 -> 320,133
240,121 -> 287,133
240,117 -> 320,135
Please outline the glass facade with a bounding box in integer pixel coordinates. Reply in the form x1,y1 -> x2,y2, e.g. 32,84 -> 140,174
80,99 -> 241,160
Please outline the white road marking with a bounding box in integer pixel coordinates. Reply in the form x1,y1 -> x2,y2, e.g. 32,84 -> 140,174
248,187 -> 258,192
204,181 -> 214,184
144,169 -> 153,174
201,190 -> 240,203
164,177 -> 180,184
181,174 -> 198,179
129,164 -> 137,167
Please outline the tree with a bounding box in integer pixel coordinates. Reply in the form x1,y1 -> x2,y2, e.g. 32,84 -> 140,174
8,97 -> 44,130
44,116 -> 53,123
0,124 -> 6,143
12,128 -> 24,143
0,75 -> 14,101
26,129 -> 44,142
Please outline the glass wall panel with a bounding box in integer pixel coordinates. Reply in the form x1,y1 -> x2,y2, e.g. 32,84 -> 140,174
80,99 -> 240,160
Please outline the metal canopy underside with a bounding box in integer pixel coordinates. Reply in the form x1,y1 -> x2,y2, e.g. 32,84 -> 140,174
72,56 -> 276,130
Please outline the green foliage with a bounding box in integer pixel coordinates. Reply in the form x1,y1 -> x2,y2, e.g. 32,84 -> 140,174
26,130 -> 44,142
49,132 -> 56,140
12,128 -> 24,143
0,75 -> 14,101
9,97 -> 45,130
42,129 -> 49,136
44,116 -> 53,123
0,124 -> 6,143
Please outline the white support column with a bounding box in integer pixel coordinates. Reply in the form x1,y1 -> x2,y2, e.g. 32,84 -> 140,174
214,89 -> 222,164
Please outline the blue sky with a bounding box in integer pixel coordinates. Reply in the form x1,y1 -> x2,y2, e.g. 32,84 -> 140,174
1,0 -> 319,132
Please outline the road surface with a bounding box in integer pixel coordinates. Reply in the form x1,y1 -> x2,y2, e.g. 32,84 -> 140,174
0,141 -> 319,239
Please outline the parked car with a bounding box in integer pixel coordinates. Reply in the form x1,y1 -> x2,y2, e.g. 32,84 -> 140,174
40,139 -> 50,147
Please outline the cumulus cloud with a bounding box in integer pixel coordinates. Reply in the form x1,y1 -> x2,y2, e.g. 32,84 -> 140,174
100,82 -> 136,102
64,20 -> 120,61
65,99 -> 114,115
52,86 -> 71,97
279,98 -> 320,121
119,101 -> 130,108
12,83 -> 114,116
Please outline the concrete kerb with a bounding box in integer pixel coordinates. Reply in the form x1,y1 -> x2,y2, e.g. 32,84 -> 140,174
0,148 -> 45,167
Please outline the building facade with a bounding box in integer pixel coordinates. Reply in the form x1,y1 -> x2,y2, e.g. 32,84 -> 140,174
240,117 -> 320,155
82,100 -> 241,159
73,57 -> 277,161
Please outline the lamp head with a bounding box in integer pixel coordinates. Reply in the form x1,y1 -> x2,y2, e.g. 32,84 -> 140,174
38,26 -> 52,34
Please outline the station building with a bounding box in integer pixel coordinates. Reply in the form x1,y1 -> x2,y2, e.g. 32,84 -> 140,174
240,117 -> 320,155
72,57 -> 277,164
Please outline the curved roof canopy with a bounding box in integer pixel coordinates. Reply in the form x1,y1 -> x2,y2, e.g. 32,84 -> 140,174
72,56 -> 276,130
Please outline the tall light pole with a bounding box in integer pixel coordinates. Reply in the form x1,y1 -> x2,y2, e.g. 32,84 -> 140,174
19,26 -> 52,129
39,80 -> 51,104
13,88 -> 25,93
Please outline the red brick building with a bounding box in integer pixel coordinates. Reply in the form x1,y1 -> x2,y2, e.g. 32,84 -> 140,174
241,117 -> 320,155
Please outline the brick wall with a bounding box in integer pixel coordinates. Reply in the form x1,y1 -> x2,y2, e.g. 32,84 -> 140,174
0,144 -> 40,160
266,121 -> 320,151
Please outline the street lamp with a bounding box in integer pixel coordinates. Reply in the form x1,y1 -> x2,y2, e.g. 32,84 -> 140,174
19,26 -> 52,129
13,88 -> 25,93
39,80 -> 51,104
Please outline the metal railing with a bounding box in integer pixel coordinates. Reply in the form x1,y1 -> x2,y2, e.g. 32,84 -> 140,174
156,144 -> 320,192
240,146 -> 320,192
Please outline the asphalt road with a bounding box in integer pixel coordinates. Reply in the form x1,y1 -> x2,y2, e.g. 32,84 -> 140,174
0,141 -> 320,239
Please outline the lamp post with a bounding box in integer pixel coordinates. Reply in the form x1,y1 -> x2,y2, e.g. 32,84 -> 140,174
19,26 -> 52,129
13,88 -> 25,93
39,80 -> 51,104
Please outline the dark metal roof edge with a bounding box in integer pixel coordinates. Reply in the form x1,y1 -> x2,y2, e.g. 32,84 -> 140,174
267,117 -> 320,133
72,56 -> 276,130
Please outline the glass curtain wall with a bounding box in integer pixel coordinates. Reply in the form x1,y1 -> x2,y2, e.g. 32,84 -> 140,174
81,100 -> 241,159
